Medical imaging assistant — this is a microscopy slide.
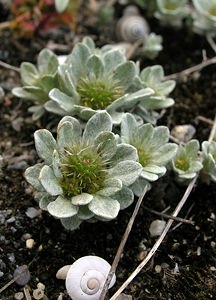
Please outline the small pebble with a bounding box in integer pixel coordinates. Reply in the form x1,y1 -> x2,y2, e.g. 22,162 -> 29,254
37,282 -> 45,290
22,233 -> 32,241
33,288 -> 44,300
0,271 -> 4,277
155,265 -> 162,273
149,220 -> 166,237
14,292 -> 24,300
7,253 -> 15,263
13,265 -> 30,286
26,238 -> 35,249
197,246 -> 201,256
56,265 -> 71,280
25,207 -> 41,219
6,216 -> 16,223
173,263 -> 180,274
211,241 -> 216,248
57,294 -> 64,300
171,124 -> 196,143
210,266 -> 216,271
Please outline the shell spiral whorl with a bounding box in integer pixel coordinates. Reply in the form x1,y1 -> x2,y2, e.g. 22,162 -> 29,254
116,6 -> 150,42
66,256 -> 116,300
81,270 -> 105,295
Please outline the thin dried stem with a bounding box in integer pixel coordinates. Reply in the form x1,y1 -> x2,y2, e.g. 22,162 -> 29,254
164,56 -> 216,80
142,205 -> 195,225
99,185 -> 149,300
126,40 -> 144,60
0,60 -> 20,72
196,115 -> 214,125
109,177 -> 197,300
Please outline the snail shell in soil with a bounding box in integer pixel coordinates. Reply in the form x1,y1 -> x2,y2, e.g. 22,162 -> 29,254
116,5 -> 150,43
66,256 -> 116,300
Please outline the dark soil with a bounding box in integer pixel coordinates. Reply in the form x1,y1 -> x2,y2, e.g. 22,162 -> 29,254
0,5 -> 216,300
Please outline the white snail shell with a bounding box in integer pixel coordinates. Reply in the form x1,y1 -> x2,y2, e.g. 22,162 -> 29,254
66,256 -> 116,300
116,6 -> 150,42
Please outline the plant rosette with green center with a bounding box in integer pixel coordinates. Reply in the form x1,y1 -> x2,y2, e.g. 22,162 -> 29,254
45,37 -> 153,124
200,140 -> 216,183
171,139 -> 203,183
25,111 -> 143,230
12,48 -> 59,120
155,0 -> 189,27
120,113 -> 177,196
192,0 -> 216,36
134,65 -> 176,123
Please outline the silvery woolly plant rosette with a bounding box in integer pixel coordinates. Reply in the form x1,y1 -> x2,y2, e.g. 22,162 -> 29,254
171,139 -> 203,183
155,0 -> 189,27
134,65 -> 176,123
12,49 -> 59,120
192,0 -> 216,36
120,113 -> 177,196
200,140 -> 216,183
25,111 -> 143,230
45,36 -> 153,124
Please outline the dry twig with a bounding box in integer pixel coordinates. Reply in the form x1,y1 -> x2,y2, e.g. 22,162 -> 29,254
109,176 -> 198,300
0,60 -> 20,72
164,56 -> 216,80
142,205 -> 195,225
99,185 -> 149,300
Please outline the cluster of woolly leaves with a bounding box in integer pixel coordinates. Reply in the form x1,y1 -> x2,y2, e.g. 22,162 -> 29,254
201,141 -> 216,183
12,37 -> 177,124
142,33 -> 163,60
192,0 -> 216,36
46,37 -> 154,124
171,140 -> 203,183
120,113 -> 177,196
155,0 -> 189,27
25,111 -> 143,230
12,49 -> 59,120
133,65 -> 176,123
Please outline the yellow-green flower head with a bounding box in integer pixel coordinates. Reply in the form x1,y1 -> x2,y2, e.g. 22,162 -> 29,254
25,111 -> 142,230
172,139 -> 203,183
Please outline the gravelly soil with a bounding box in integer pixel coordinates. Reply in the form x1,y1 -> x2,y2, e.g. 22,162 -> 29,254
0,7 -> 216,300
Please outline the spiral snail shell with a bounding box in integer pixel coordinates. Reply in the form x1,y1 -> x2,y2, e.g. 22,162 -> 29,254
116,6 -> 150,43
65,256 -> 116,300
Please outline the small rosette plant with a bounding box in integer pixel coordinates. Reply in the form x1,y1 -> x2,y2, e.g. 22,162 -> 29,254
200,140 -> 216,183
45,37 -> 153,124
142,33 -> 163,60
192,0 -> 216,36
155,0 -> 189,27
12,48 -> 59,120
171,139 -> 203,183
120,113 -> 177,195
25,111 -> 142,230
134,65 -> 176,122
